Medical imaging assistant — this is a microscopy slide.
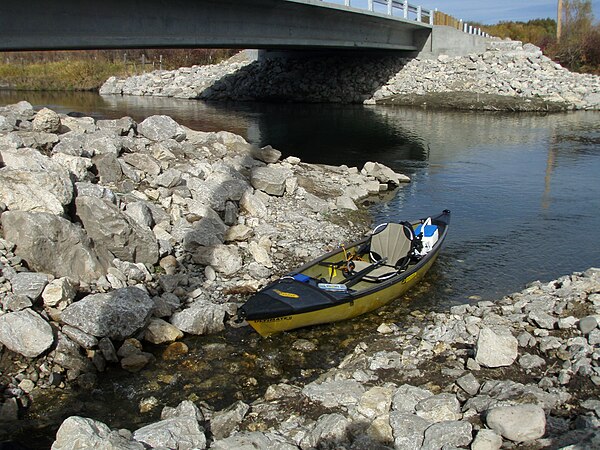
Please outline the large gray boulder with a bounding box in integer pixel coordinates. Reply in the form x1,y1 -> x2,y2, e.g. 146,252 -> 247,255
302,379 -> 365,408
210,401 -> 250,440
389,412 -> 430,450
2,211 -> 104,284
187,173 -> 250,212
137,115 -> 186,142
61,287 -> 154,340
0,166 -> 73,215
0,309 -> 55,358
76,196 -> 158,266
52,416 -> 144,450
193,245 -> 242,276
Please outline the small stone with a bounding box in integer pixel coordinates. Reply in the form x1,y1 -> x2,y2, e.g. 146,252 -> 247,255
579,316 -> 598,334
163,342 -> 189,360
456,372 -> 480,396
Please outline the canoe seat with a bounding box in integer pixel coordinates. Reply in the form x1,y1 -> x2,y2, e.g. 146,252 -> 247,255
349,222 -> 415,282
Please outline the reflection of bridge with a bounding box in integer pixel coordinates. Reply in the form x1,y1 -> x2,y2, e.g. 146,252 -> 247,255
1,0 -> 487,56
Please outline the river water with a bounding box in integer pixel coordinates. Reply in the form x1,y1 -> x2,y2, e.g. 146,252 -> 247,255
2,91 -> 600,445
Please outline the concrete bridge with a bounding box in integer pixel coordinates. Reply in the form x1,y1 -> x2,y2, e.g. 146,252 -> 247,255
0,0 -> 488,56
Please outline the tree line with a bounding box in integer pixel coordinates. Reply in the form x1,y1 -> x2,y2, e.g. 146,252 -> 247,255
479,0 -> 599,74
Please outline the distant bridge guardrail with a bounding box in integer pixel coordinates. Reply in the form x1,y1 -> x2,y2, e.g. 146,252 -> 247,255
321,0 -> 490,37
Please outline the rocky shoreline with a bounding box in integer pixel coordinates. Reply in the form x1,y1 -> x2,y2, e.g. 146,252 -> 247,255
0,101 -> 407,442
99,41 -> 600,111
1,102 -> 599,449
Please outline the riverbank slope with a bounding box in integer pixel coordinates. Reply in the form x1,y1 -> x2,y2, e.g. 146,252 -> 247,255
99,41 -> 600,111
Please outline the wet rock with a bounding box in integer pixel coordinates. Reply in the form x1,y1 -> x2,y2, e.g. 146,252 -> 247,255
52,416 -> 144,450
98,337 -> 119,363
475,327 -> 518,368
210,400 -> 250,440
118,338 -> 155,373
170,299 -> 227,335
162,341 -> 189,360
486,404 -> 546,443
0,397 -> 19,421
1,211 -> 104,284
144,318 -> 183,344
61,287 -> 154,340
0,309 -> 54,357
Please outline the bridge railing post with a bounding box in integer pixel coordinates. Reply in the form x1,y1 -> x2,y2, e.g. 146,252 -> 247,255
403,0 -> 408,19
368,0 -> 373,11
416,5 -> 421,22
345,0 -> 350,6
387,0 -> 392,15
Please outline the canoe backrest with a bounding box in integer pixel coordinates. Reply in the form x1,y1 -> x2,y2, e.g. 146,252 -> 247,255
370,222 -> 414,267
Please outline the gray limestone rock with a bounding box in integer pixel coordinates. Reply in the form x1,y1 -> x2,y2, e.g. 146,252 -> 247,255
137,115 -> 186,142
61,287 -> 154,340
1,211 -> 104,284
170,299 -> 227,335
0,309 -> 54,358
0,166 -> 72,215
52,416 -> 144,450
193,245 -> 242,276
210,400 -> 250,440
475,327 -> 518,368
301,413 -> 350,449
471,429 -> 503,450
133,416 -> 206,449
10,271 -> 49,300
415,393 -> 462,422
389,412 -> 430,450
486,404 -> 546,443
391,384 -> 433,413
421,420 -> 473,450
302,379 -> 365,408
76,196 -> 158,266
211,432 -> 298,450
250,166 -> 292,196
32,108 -> 61,133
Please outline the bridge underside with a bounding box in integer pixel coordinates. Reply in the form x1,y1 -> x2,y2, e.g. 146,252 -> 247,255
0,0 -> 431,52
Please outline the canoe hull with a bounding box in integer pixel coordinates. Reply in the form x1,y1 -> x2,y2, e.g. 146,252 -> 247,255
247,244 -> 440,337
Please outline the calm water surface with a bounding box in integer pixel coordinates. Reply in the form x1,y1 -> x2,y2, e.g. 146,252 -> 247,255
2,91 -> 599,444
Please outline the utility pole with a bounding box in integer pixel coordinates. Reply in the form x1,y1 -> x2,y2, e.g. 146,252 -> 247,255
557,0 -> 563,40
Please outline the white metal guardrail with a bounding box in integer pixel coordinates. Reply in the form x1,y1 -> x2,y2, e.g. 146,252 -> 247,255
321,0 -> 491,37
322,0 -> 434,25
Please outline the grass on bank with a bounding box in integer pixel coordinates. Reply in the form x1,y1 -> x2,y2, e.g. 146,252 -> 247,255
0,60 -> 127,91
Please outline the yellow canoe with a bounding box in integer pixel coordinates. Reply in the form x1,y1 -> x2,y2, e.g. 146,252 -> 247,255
238,210 -> 451,337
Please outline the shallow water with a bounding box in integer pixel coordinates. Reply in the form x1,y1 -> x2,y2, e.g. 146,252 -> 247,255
2,91 -> 599,446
